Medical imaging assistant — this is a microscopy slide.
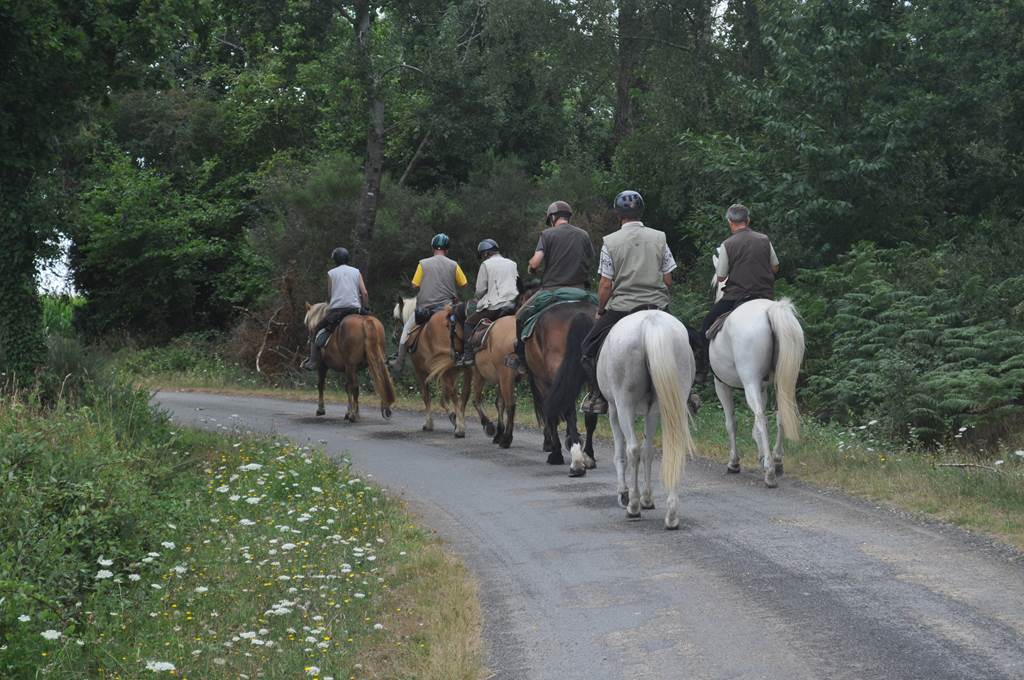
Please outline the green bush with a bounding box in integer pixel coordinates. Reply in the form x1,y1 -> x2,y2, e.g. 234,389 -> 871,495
0,374 -> 202,673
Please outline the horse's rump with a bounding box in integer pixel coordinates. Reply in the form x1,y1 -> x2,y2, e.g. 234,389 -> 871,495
519,287 -> 598,342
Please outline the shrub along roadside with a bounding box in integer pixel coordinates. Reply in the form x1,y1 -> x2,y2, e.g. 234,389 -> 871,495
0,380 -> 482,679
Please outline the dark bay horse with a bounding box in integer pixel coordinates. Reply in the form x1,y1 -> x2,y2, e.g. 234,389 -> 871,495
523,298 -> 599,474
303,303 -> 396,421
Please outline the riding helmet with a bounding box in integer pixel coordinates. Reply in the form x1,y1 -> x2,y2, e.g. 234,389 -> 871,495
477,238 -> 500,259
332,247 -> 350,265
613,190 -> 644,219
545,200 -> 573,225
430,233 -> 451,250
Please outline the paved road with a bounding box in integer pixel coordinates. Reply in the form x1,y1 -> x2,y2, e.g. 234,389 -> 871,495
156,390 -> 1024,680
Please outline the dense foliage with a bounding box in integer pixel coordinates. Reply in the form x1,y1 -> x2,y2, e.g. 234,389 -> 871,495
6,0 -> 1023,442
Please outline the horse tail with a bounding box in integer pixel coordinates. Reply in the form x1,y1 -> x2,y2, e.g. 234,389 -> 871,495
767,298 -> 805,442
363,316 -> 396,417
643,316 -> 696,492
425,355 -> 456,384
541,312 -> 592,424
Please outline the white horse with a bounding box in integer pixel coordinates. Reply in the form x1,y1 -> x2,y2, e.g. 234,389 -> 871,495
580,310 -> 697,529
709,254 -> 805,488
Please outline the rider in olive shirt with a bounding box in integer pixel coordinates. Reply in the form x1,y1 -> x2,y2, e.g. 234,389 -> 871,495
507,200 -> 596,370
390,233 -> 468,372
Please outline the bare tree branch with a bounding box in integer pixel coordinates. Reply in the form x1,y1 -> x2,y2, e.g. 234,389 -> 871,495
214,36 -> 246,54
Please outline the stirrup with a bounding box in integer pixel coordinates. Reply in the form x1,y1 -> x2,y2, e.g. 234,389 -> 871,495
580,392 -> 608,415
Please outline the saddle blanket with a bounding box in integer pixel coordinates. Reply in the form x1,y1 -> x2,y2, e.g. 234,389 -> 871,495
520,287 -> 598,340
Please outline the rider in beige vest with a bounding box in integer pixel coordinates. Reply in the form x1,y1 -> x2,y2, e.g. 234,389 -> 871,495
580,190 -> 676,414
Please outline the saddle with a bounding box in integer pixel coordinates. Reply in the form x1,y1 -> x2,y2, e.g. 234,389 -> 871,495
706,311 -> 734,342
467,318 -> 497,351
405,305 -> 449,354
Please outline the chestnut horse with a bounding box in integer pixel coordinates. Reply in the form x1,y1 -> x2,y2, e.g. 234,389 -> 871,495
303,303 -> 396,422
393,298 -> 470,437
524,299 -> 599,474
467,315 -> 520,448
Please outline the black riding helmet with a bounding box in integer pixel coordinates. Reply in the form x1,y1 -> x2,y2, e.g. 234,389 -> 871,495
332,247 -> 350,265
613,190 -> 644,220
477,238 -> 499,259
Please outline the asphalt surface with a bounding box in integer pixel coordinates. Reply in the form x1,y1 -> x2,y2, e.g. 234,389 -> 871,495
155,390 -> 1024,680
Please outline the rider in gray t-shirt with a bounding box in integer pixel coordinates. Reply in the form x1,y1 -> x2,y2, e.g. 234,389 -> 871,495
302,247 -> 369,371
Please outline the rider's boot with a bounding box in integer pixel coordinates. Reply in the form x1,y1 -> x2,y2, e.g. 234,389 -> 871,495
579,356 -> 608,415
504,338 -> 528,375
301,343 -> 321,371
694,340 -> 710,385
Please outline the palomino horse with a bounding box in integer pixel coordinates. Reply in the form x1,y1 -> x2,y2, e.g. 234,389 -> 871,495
709,255 -> 805,487
467,315 -> 519,448
525,299 -> 599,472
590,310 -> 697,528
392,297 -> 470,437
303,303 -> 396,421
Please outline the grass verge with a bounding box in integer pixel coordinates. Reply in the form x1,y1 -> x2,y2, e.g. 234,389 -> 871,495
1,381 -> 482,679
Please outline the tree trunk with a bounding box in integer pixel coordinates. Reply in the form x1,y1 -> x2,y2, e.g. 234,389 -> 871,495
612,0 -> 643,154
351,1 -> 384,282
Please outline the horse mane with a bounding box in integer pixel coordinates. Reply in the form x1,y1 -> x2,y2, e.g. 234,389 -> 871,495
305,302 -> 328,331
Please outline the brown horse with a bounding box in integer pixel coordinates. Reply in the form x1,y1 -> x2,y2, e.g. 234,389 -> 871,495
303,303 -> 396,422
393,298 -> 470,437
524,299 -> 599,473
467,315 -> 520,448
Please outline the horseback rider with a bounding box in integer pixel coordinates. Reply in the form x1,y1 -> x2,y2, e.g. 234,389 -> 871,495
456,239 -> 520,367
507,200 -> 596,370
696,203 -> 779,380
301,247 -> 369,371
389,233 -> 468,372
580,190 -> 677,414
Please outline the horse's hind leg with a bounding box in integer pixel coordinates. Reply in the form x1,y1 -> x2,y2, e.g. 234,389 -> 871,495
640,408 -> 658,511
344,366 -> 360,422
316,367 -> 328,416
715,378 -> 740,473
615,404 -> 642,519
773,410 -> 785,476
609,403 -> 629,507
472,372 -> 495,436
418,371 -> 434,431
583,413 -> 597,468
743,382 -> 775,488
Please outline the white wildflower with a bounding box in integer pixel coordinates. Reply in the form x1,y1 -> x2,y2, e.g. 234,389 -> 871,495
97,556 -> 113,567
151,584 -> 162,590
995,460 -> 1005,466
128,574 -> 141,582
160,541 -> 175,550
18,614 -> 30,622
245,497 -> 261,505
172,565 -> 188,575
239,463 -> 262,472
1015,450 -> 1024,458
41,629 -> 62,640
280,543 -> 297,551
239,519 -> 256,526
373,623 -> 384,630
216,485 -> 230,493
96,570 -> 114,580
144,661 -> 176,672
195,586 -> 209,593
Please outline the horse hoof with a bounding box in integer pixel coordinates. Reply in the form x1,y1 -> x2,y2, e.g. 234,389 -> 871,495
764,475 -> 778,489
775,462 -> 784,476
484,422 -> 496,437
726,463 -> 741,474
543,441 -> 553,453
546,452 -> 565,465
454,431 -> 466,439
626,510 -> 642,520
618,491 -> 629,508
316,409 -> 325,417
568,466 -> 586,478
585,456 -> 596,470
422,424 -> 433,432
499,438 -> 512,450
382,408 -> 392,419
641,501 -> 655,510
664,520 -> 680,531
